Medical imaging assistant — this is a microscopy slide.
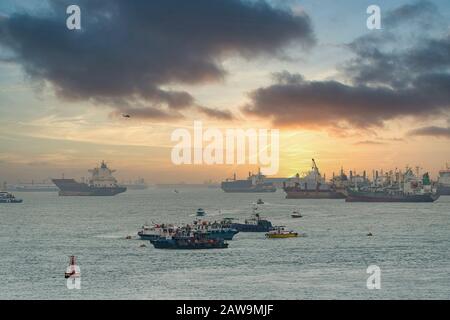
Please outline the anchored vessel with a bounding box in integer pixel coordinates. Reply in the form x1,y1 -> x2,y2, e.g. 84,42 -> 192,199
291,210 -> 302,218
138,221 -> 239,241
221,170 -> 276,193
7,180 -> 58,192
223,213 -> 274,232
123,178 -> 148,190
283,159 -> 346,199
191,220 -> 239,240
266,226 -> 298,238
0,192 -> 23,203
52,161 -> 127,196
138,224 -> 178,241
196,208 -> 206,216
346,169 -> 440,202
150,232 -> 229,249
438,164 -> 450,195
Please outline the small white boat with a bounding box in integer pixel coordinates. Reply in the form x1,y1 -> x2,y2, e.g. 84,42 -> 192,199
196,208 -> 206,216
291,210 -> 302,218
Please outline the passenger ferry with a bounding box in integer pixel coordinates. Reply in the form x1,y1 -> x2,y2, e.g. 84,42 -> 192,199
0,192 -> 23,203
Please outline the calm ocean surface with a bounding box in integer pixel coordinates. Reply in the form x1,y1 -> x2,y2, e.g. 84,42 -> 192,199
0,188 -> 449,300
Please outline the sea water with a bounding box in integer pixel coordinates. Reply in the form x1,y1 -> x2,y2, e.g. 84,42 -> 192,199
0,188 -> 449,299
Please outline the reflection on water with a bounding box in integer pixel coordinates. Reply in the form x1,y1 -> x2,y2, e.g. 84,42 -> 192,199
0,189 -> 449,299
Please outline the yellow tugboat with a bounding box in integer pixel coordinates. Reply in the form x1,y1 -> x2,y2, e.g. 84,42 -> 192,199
265,226 -> 298,238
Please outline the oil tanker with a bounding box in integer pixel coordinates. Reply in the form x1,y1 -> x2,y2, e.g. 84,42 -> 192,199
52,161 -> 126,196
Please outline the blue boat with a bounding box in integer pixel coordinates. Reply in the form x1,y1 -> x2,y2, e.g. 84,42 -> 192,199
150,233 -> 228,249
223,214 -> 273,232
199,228 -> 239,240
0,192 -> 23,203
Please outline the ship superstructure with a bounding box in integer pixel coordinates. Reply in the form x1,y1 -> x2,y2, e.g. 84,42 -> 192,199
346,167 -> 439,202
123,178 -> 148,190
52,161 -> 127,196
283,159 -> 346,199
438,164 -> 450,195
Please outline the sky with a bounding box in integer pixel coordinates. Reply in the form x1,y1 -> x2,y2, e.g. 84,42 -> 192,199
0,0 -> 449,184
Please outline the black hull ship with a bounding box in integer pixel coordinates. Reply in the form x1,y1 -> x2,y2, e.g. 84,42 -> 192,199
222,213 -> 273,232
284,186 -> 346,199
151,237 -> 228,249
52,161 -> 126,196
346,170 -> 440,203
346,189 -> 439,202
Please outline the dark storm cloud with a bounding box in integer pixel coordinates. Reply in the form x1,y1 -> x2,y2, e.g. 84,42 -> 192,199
409,126 -> 450,138
243,72 -> 450,128
0,0 -> 314,120
243,1 -> 450,130
383,0 -> 439,27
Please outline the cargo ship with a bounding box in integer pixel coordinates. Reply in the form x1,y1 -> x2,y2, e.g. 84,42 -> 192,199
123,178 -> 148,190
52,161 -> 127,196
283,159 -> 346,199
6,180 -> 58,192
346,169 -> 440,202
438,164 -> 450,195
221,170 -> 276,193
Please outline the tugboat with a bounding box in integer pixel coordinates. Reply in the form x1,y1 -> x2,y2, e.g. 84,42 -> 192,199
150,232 -> 229,249
196,208 -> 206,217
291,210 -> 302,218
0,191 -> 23,203
266,226 -> 298,238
